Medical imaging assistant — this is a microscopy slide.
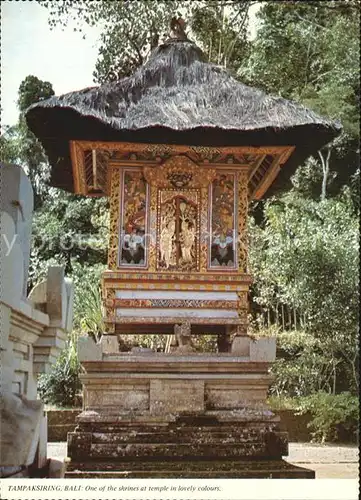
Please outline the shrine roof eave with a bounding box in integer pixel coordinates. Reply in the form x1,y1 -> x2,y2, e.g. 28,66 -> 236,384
25,112 -> 338,197
25,38 -> 341,196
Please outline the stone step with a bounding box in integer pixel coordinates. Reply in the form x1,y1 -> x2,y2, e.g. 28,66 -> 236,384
86,442 -> 279,459
89,429 -> 265,444
65,460 -> 315,479
75,422 -> 280,434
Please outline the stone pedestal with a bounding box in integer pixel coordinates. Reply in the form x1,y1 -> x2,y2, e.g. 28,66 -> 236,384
66,337 -> 314,478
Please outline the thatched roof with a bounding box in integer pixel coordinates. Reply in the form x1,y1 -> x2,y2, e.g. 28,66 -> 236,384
25,35 -> 341,195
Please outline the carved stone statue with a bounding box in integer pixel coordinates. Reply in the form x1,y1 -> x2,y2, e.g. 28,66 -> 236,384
174,322 -> 195,353
169,17 -> 188,41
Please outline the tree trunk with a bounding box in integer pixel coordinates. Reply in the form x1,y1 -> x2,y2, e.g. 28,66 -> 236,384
293,308 -> 297,330
318,147 -> 332,201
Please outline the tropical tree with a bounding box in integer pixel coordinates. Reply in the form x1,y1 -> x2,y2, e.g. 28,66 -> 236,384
1,75 -> 55,208
241,1 -> 360,199
39,0 -> 256,81
249,192 -> 359,394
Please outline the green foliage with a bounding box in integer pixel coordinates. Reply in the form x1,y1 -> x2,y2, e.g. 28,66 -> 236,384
240,1 -> 360,198
189,1 -> 252,71
40,0 -> 255,82
37,336 -> 81,407
71,263 -> 106,339
296,392 -> 359,443
249,194 -> 359,394
17,75 -> 54,112
1,75 -> 55,208
269,330 -> 337,397
268,392 -> 359,443
28,192 -> 108,291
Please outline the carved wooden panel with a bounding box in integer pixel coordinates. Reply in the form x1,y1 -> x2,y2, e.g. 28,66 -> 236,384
209,172 -> 237,269
107,168 -> 121,269
144,155 -> 216,189
157,189 -> 200,272
119,170 -> 149,267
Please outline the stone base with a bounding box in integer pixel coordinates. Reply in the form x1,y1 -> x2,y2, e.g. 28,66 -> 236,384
65,460 -> 314,479
68,352 -> 314,479
66,411 -> 315,479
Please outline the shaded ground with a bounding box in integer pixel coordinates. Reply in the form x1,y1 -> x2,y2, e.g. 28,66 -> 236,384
48,442 -> 359,479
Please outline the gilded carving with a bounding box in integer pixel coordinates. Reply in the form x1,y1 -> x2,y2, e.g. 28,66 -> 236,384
148,185 -> 158,272
210,173 -> 236,269
113,316 -> 245,325
180,207 -> 196,263
160,215 -> 176,269
107,168 -> 121,269
237,291 -> 249,309
72,140 -> 293,159
70,140 -> 295,203
119,170 -> 148,267
157,190 -> 199,272
144,155 -> 216,189
102,271 -> 252,282
111,299 -> 240,309
238,171 -> 249,273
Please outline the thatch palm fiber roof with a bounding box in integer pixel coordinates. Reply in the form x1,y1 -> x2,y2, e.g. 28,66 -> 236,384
26,37 -> 341,194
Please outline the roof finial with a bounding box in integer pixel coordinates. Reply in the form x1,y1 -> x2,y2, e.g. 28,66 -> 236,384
169,16 -> 188,41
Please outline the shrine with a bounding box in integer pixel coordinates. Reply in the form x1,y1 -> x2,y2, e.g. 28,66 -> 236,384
26,18 -> 340,478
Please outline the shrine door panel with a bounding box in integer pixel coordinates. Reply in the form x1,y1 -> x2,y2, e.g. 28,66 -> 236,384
209,172 -> 237,269
118,170 -> 149,267
157,189 -> 200,272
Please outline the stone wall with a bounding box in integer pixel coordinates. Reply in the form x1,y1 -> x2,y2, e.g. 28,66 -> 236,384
0,162 -> 74,478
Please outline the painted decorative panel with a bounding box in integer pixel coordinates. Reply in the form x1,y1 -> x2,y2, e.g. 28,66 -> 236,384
119,170 -> 148,267
209,173 -> 237,269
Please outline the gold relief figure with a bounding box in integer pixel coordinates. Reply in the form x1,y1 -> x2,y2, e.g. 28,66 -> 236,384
160,219 -> 176,269
158,193 -> 199,271
179,207 -> 196,263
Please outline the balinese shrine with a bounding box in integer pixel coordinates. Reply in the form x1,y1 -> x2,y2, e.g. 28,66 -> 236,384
26,19 -> 340,478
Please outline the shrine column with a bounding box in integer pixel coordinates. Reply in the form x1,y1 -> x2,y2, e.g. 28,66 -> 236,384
230,169 -> 250,351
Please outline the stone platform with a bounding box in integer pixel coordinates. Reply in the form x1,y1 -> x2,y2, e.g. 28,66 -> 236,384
66,412 -> 313,478
66,344 -> 314,478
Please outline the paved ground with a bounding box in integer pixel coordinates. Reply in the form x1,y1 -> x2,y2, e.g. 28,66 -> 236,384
284,442 -> 359,479
48,442 -> 359,479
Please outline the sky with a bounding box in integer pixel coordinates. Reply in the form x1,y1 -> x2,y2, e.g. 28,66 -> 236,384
1,1 -> 101,128
1,1 -> 260,129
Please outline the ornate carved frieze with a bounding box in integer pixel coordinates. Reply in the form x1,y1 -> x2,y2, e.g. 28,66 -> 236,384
109,316 -> 246,325
108,299 -> 241,309
143,155 -> 216,189
102,271 -> 252,283
70,140 -> 294,199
